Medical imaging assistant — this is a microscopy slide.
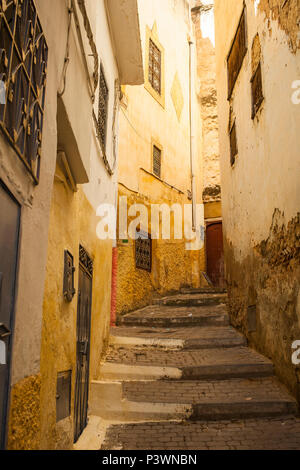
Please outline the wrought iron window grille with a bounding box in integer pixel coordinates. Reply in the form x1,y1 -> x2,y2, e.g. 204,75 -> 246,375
153,144 -> 161,178
135,231 -> 152,272
148,38 -> 161,95
0,0 -> 48,184
97,64 -> 108,150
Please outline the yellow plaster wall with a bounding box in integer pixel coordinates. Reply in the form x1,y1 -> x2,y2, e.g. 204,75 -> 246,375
204,201 -> 222,220
39,168 -> 112,449
117,181 -> 205,316
7,375 -> 41,450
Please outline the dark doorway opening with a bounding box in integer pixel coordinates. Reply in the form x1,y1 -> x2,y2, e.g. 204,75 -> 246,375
0,181 -> 20,449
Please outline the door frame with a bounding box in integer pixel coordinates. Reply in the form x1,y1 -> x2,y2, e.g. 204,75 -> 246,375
0,180 -> 21,449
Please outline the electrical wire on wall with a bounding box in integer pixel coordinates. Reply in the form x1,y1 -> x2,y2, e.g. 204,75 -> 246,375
57,1 -> 73,98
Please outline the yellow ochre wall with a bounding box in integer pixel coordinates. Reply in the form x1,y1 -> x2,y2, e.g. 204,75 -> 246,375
39,167 -> 112,449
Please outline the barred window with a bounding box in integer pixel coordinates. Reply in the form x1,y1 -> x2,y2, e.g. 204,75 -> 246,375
227,7 -> 247,99
98,65 -> 109,149
0,0 -> 48,183
148,39 -> 161,95
136,232 -> 152,272
153,145 -> 161,178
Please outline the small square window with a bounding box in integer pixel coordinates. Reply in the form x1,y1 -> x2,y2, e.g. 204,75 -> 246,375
251,62 -> 264,119
229,121 -> 238,166
153,145 -> 161,178
148,39 -> 161,95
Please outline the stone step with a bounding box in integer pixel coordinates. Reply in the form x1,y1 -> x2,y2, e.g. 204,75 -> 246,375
152,293 -> 228,307
100,417 -> 300,450
180,287 -> 227,295
100,346 -> 274,381
110,326 -> 247,350
89,377 -> 297,423
122,378 -> 298,420
118,304 -> 229,328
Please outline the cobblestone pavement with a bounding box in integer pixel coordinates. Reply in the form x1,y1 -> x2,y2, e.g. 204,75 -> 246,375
101,417 -> 300,450
98,290 -> 300,450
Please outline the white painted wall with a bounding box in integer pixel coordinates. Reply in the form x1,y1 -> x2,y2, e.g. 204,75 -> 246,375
215,0 -> 300,259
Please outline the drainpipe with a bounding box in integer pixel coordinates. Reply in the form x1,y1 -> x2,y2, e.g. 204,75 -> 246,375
189,39 -> 197,232
110,243 -> 117,327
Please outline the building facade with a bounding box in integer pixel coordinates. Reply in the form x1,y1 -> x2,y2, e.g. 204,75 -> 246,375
116,0 -> 207,317
214,0 -> 300,399
0,0 -> 143,450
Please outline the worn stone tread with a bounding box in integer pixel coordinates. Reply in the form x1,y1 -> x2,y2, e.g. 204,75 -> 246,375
118,304 -> 229,327
101,417 -> 300,450
111,325 -> 246,349
153,292 -> 228,307
122,377 -> 296,406
105,346 -> 273,369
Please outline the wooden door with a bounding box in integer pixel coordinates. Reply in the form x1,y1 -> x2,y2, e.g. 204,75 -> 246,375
206,222 -> 225,288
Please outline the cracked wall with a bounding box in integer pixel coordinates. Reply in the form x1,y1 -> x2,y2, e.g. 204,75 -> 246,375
225,211 -> 300,399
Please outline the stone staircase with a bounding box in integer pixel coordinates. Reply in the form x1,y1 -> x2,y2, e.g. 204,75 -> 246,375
77,289 -> 300,450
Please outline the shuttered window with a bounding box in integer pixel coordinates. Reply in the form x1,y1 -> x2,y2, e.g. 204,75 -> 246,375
251,62 -> 264,119
148,39 -> 161,95
153,145 -> 161,178
227,7 -> 247,99
98,65 -> 109,149
229,121 -> 238,166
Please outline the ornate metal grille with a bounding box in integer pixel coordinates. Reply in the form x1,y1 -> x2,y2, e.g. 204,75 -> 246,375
0,0 -> 48,183
135,232 -> 152,272
251,62 -> 263,119
98,65 -> 108,149
153,145 -> 161,178
79,245 -> 93,278
148,38 -> 161,95
229,121 -> 238,166
227,7 -> 247,99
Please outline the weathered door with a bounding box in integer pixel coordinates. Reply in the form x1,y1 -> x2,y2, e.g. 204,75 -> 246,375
206,222 -> 225,287
0,182 -> 20,449
74,247 -> 93,443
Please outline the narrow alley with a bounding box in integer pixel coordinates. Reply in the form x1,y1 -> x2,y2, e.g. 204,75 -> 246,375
0,0 -> 299,454
78,288 -> 300,450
